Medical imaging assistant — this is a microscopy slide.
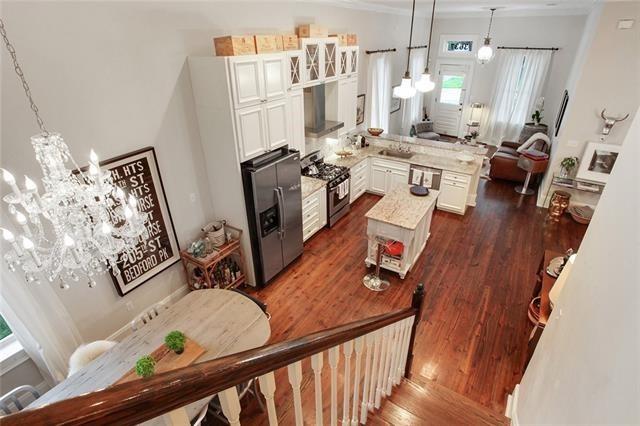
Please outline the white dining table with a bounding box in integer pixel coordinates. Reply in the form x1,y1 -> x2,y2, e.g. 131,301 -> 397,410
29,289 -> 271,424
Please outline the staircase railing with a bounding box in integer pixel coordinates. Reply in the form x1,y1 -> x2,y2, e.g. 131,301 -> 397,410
2,284 -> 425,426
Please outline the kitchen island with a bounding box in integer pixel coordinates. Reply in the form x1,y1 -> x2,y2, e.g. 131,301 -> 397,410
365,184 -> 439,278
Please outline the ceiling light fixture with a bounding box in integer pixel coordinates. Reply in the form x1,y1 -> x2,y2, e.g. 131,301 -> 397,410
477,8 -> 497,65
415,0 -> 437,93
393,0 -> 418,99
0,19 -> 149,288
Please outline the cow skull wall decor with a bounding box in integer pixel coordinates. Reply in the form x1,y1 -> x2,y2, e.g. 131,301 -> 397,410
600,109 -> 629,139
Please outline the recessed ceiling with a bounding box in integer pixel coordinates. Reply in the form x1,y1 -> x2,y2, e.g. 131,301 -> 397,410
326,0 -> 598,16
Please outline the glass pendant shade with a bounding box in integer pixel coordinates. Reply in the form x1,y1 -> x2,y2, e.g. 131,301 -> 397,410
477,38 -> 494,64
415,72 -> 436,93
393,77 -> 416,99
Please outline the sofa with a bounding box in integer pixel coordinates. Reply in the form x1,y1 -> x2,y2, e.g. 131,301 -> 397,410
413,121 -> 440,140
489,134 -> 550,183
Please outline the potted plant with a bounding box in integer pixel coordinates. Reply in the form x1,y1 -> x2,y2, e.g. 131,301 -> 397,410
135,355 -> 156,378
560,156 -> 579,178
165,330 -> 186,354
531,97 -> 544,125
470,131 -> 479,144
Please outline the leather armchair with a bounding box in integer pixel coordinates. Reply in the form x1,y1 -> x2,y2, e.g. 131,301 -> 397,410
489,138 -> 549,183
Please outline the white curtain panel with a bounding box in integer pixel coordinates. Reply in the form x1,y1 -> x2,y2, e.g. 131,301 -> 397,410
0,263 -> 82,386
367,52 -> 392,130
401,52 -> 426,134
481,50 -> 552,145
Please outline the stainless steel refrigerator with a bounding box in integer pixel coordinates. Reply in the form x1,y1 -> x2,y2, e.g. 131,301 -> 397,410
241,147 -> 303,287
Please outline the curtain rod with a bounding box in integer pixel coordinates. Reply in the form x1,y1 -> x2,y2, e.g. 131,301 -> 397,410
365,48 -> 397,54
497,46 -> 559,51
407,44 -> 428,50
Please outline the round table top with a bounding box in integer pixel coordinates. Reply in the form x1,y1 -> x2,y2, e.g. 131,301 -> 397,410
31,289 -> 271,409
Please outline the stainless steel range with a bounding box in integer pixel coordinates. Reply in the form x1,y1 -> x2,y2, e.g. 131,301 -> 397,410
301,151 -> 350,227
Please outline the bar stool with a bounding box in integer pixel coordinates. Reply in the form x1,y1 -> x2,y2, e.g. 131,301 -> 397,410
515,150 -> 549,195
363,236 -> 390,291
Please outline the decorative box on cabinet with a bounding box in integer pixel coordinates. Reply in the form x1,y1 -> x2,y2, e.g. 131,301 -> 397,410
437,171 -> 471,215
302,186 -> 327,241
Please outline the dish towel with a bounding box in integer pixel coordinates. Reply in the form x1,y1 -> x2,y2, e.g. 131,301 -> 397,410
411,170 -> 423,186
337,181 -> 349,200
423,172 -> 433,188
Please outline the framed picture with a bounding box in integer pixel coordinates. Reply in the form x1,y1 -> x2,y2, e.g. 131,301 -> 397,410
576,142 -> 621,184
356,94 -> 365,125
438,34 -> 479,58
100,147 -> 180,296
390,98 -> 401,114
555,89 -> 569,137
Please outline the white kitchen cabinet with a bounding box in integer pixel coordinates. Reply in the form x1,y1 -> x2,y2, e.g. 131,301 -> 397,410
338,76 -> 358,135
288,89 -> 305,156
287,50 -> 303,89
369,158 -> 410,195
235,105 -> 268,160
323,39 -> 339,82
264,99 -> 290,150
302,186 -> 327,242
437,171 -> 471,215
338,47 -> 350,77
228,54 -> 286,109
348,46 -> 359,76
350,158 -> 369,203
301,38 -> 323,86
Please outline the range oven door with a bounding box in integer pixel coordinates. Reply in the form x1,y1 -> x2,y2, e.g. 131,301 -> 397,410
328,175 -> 350,223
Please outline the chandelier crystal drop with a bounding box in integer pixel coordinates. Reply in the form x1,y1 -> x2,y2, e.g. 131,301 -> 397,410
477,8 -> 497,65
0,19 -> 149,288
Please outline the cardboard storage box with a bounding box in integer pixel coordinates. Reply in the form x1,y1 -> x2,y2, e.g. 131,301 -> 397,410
347,34 -> 358,46
254,35 -> 283,53
213,36 -> 256,56
330,34 -> 349,46
297,24 -> 329,38
281,34 -> 299,50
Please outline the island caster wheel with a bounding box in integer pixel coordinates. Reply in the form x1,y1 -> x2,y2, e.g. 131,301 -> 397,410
399,272 -> 406,279
365,259 -> 373,268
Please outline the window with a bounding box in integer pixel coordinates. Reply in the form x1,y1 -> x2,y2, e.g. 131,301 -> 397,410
447,41 -> 473,53
438,34 -> 479,58
0,314 -> 11,341
439,75 -> 465,105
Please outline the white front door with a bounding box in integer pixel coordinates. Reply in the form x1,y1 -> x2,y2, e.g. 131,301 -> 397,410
432,63 -> 471,137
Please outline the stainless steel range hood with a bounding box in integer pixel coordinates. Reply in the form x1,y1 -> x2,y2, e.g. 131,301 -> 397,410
304,84 -> 344,138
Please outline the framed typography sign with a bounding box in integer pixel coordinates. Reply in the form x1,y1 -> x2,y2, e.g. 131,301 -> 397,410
102,147 -> 180,296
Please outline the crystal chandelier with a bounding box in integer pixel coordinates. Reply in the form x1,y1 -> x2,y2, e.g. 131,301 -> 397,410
477,8 -> 497,65
0,19 -> 149,288
392,0 -> 417,100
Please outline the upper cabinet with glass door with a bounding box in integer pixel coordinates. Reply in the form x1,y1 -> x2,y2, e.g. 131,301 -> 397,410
301,38 -> 323,86
337,45 -> 359,78
348,46 -> 359,76
323,38 -> 338,82
286,50 -> 303,90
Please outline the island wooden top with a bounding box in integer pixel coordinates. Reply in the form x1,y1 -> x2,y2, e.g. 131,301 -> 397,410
365,185 -> 439,230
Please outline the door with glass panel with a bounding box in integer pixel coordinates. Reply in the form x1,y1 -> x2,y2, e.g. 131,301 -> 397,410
323,39 -> 338,81
432,63 -> 471,137
301,39 -> 323,85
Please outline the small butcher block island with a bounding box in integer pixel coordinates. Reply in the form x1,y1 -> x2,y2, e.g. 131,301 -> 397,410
365,185 -> 439,279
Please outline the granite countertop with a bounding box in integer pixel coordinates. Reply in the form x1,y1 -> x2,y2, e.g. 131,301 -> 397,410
325,145 -> 482,175
365,184 -> 439,230
301,176 -> 327,199
362,132 -> 489,155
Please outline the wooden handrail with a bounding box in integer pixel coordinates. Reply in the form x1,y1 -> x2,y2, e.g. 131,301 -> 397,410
2,284 -> 425,426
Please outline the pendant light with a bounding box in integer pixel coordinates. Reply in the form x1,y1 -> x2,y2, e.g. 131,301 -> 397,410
415,0 -> 437,93
477,8 -> 497,64
393,0 -> 418,99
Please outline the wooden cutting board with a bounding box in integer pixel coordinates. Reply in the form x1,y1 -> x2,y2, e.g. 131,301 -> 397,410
115,336 -> 206,385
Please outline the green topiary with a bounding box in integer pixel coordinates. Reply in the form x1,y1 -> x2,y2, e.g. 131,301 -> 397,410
164,330 -> 186,354
135,355 -> 156,378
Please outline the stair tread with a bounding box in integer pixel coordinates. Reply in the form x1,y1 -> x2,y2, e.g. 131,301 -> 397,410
368,376 -> 509,425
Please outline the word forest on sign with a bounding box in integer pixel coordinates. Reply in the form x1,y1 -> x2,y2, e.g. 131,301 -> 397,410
102,148 -> 180,296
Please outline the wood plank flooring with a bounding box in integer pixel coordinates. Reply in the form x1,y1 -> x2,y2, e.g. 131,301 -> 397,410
228,179 -> 587,423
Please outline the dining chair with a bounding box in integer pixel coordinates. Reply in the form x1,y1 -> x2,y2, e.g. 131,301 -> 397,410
68,340 -> 117,377
0,385 -> 41,415
130,301 -> 169,332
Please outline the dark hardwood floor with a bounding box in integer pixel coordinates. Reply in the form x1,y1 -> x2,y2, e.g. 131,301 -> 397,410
234,178 -> 586,422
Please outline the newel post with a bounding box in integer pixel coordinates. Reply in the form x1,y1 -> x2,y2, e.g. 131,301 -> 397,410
404,283 -> 425,378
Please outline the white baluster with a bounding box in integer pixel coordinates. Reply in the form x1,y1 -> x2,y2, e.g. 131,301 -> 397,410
368,329 -> 382,411
381,324 -> 394,398
218,386 -> 242,426
385,323 -> 399,395
360,332 -> 374,423
399,317 -> 414,380
288,361 -> 304,426
311,352 -> 324,426
375,326 -> 389,408
329,345 -> 340,426
342,340 -> 353,425
351,336 -> 364,425
259,372 -> 278,426
394,319 -> 408,384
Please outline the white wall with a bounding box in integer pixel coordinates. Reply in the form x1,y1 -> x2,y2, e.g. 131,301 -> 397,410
408,13 -> 587,138
538,1 -> 640,206
0,2 -> 424,343
513,107 -> 640,424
